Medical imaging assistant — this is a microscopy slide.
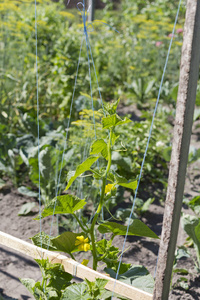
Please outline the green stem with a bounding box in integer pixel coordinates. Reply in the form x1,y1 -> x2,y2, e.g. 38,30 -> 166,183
89,129 -> 113,270
73,213 -> 88,233
41,273 -> 47,290
104,130 -> 112,176
69,252 -> 76,260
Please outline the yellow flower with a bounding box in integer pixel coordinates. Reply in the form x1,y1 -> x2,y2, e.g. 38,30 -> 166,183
105,184 -> 114,194
81,259 -> 89,266
75,236 -> 90,252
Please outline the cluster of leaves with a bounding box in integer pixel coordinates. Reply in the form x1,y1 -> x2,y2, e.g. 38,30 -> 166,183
0,0 -> 184,207
181,196 -> 200,272
171,195 -> 200,290
19,101 -> 157,299
1,0 -> 197,298
20,258 -> 125,300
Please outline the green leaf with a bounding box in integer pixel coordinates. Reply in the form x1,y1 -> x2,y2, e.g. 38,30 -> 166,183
20,278 -> 36,294
105,265 -> 154,294
173,268 -> 189,275
104,99 -> 120,115
112,152 -> 132,172
98,220 -> 159,239
117,180 -> 137,190
62,278 -> 113,300
34,195 -> 86,219
44,288 -> 60,299
188,196 -> 200,215
102,114 -> 131,129
31,232 -> 57,251
194,108 -> 200,121
18,186 -> 38,197
65,156 -> 99,190
18,202 -> 36,216
113,172 -> 137,191
175,246 -> 190,260
20,278 -> 45,300
162,146 -> 172,162
140,198 -> 155,214
51,232 -> 85,254
35,258 -> 72,291
61,283 -> 88,300
111,132 -> 119,145
90,139 -> 108,159
181,213 -> 200,265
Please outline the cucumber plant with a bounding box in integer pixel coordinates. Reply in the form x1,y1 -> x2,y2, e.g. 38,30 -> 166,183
21,100 -> 159,299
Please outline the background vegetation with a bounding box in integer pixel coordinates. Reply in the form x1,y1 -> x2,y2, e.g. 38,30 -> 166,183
1,0 -> 200,296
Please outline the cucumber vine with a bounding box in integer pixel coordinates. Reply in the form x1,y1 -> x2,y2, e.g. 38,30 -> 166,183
21,100 -> 159,299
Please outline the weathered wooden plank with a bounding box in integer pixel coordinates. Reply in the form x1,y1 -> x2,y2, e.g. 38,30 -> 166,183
153,1 -> 200,299
0,231 -> 152,300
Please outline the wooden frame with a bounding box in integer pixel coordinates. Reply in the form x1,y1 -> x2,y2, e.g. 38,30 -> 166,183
0,231 -> 152,300
1,2 -> 200,300
154,0 -> 200,299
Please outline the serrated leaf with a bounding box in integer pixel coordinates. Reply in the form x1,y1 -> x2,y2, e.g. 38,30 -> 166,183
31,232 -> 57,251
111,132 -> 119,145
20,278 -> 45,300
105,265 -> 154,293
104,98 -> 120,115
65,156 -> 99,190
34,195 -> 86,219
51,232 -> 85,254
18,202 -> 36,216
61,282 -> 88,300
98,220 -> 159,239
90,139 -> 108,159
35,258 -> 72,291
102,114 -> 131,129
20,278 -> 36,293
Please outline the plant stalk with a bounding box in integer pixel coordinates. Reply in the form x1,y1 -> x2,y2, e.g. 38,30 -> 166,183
90,130 -> 113,270
73,213 -> 88,233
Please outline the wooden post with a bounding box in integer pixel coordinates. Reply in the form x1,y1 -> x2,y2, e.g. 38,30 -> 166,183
153,0 -> 200,299
0,231 -> 152,300
88,0 -> 95,22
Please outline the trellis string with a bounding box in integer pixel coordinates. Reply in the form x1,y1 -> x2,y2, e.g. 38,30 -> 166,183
34,0 -> 42,252
34,0 -> 182,296
111,0 -> 182,297
47,36 -> 85,248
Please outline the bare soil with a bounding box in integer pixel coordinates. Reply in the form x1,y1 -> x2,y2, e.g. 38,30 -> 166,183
0,116 -> 200,300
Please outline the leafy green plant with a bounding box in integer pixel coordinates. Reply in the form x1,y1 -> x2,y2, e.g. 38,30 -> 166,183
21,101 -> 158,299
172,246 -> 190,290
21,258 -> 128,300
125,77 -> 156,108
181,196 -> 200,272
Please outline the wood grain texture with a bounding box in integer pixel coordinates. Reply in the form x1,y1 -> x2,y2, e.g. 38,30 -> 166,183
0,231 -> 152,300
153,1 -> 200,299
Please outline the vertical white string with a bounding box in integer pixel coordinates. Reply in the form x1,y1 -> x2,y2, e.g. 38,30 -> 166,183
111,0 -> 182,297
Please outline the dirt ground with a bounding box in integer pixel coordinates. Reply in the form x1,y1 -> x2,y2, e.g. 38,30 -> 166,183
0,118 -> 200,300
